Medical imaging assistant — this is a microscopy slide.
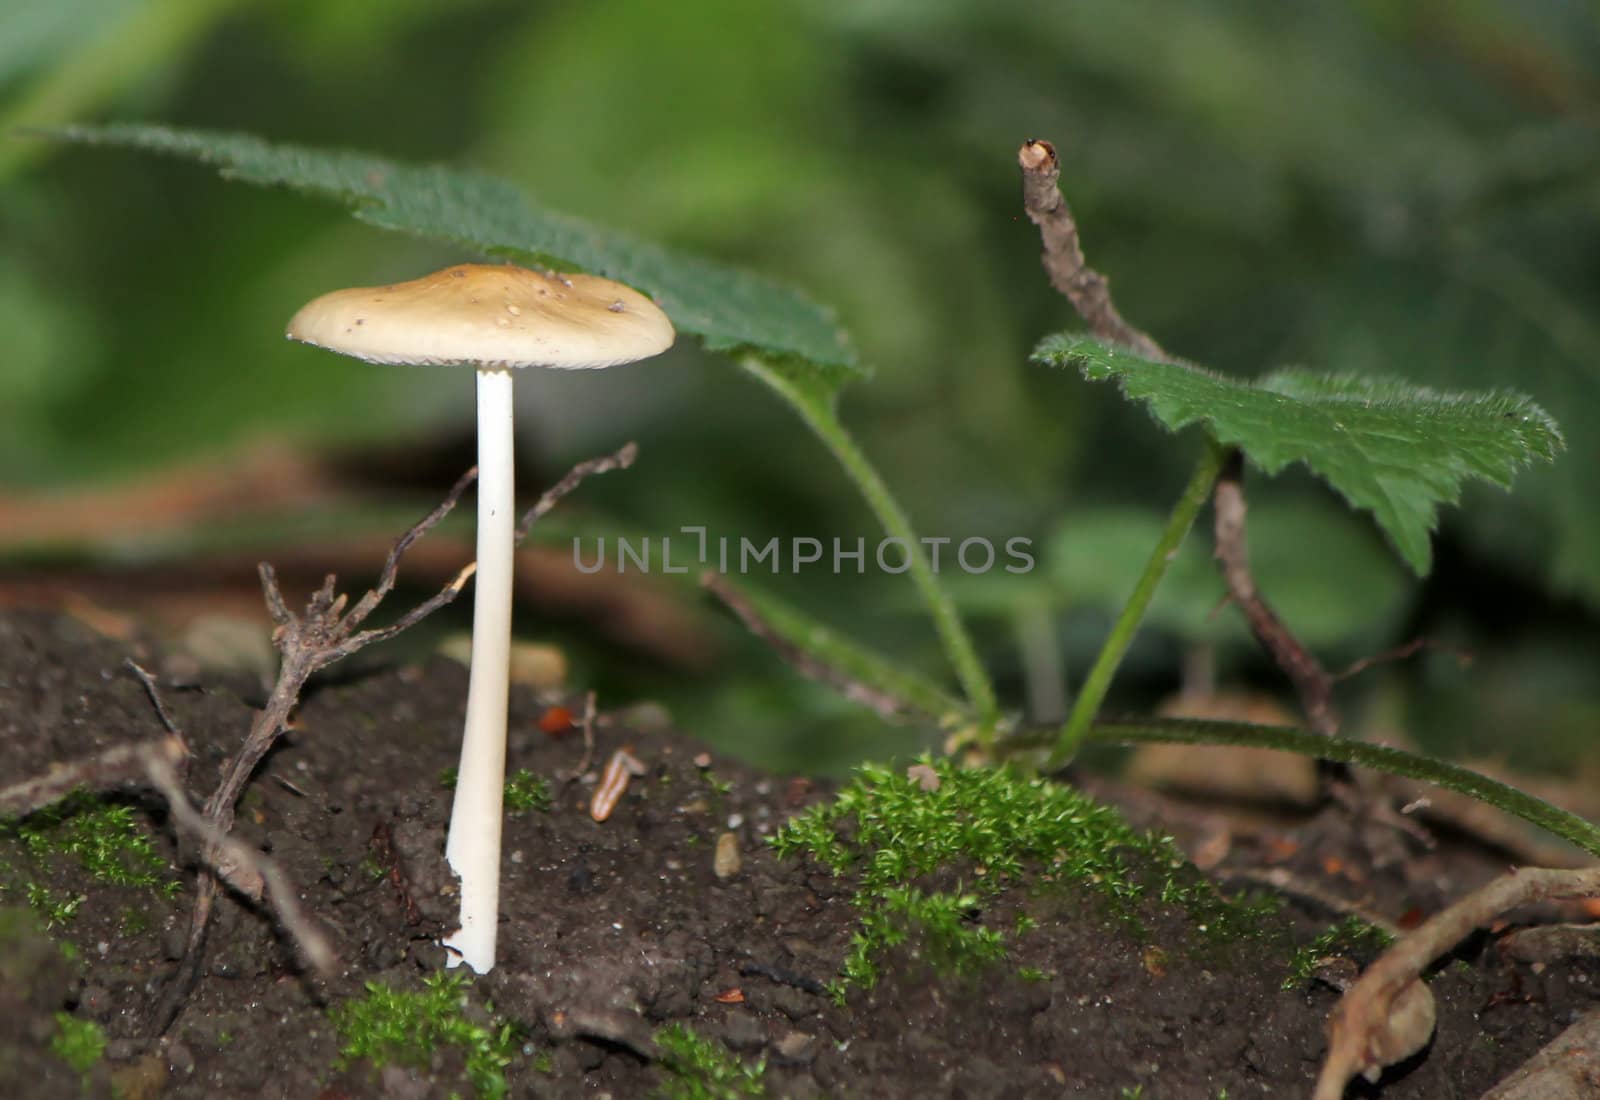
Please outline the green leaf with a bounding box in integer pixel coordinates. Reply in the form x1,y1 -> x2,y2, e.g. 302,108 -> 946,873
704,573 -> 970,727
49,123 -> 860,382
1034,334 -> 1564,575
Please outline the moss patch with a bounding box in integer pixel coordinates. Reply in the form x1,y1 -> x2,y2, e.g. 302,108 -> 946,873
1,790 -> 177,926
772,757 -> 1276,996
331,972 -> 521,1098
1283,915 -> 1395,990
50,1012 -> 106,1074
653,1023 -> 765,1099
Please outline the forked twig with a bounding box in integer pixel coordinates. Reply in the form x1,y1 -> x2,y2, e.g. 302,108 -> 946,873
153,444 -> 636,1033
151,466 -> 478,1032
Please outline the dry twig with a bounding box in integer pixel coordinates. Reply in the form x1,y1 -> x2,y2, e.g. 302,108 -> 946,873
1478,1008 -> 1600,1099
151,465 -> 479,1032
700,571 -> 925,722
1315,866 -> 1600,1099
1211,452 -> 1339,738
141,750 -> 335,977
1018,139 -> 1167,359
515,442 -> 636,544
0,733 -> 187,817
152,444 -> 636,1033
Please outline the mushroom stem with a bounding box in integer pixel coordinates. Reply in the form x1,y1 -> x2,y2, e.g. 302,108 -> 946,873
443,366 -> 515,973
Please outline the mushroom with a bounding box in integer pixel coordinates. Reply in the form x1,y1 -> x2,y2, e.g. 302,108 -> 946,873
286,263 -> 673,972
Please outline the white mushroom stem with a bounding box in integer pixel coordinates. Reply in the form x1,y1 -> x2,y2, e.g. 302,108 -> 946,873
443,367 -> 515,973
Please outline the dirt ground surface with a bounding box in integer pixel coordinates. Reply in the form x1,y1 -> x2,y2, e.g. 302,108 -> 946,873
3,607 -> 1597,1099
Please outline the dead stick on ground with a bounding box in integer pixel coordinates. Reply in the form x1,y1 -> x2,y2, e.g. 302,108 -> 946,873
141,750 -> 336,977
0,733 -> 187,817
152,444 -> 636,1034
1315,866 -> 1600,1100
151,467 -> 476,1032
1478,1007 -> 1600,1099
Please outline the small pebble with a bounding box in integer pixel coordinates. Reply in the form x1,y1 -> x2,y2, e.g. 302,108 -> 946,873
714,832 -> 742,879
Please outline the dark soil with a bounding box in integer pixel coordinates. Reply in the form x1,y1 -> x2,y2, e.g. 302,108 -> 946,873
2,608 -> 1595,1098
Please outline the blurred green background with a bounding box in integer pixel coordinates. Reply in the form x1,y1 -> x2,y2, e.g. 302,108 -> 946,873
3,0 -> 1597,775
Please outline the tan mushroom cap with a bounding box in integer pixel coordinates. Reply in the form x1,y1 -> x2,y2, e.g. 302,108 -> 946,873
286,263 -> 675,369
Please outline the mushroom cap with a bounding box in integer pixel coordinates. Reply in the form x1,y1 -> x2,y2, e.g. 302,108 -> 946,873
286,263 -> 675,369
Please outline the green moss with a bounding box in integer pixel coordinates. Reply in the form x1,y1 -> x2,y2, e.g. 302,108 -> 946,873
5,790 -> 177,896
438,768 -> 550,815
772,757 -> 1277,995
653,1024 -> 765,1099
503,770 -> 552,815
331,972 -> 522,1098
51,1012 -> 106,1074
1282,916 -> 1395,990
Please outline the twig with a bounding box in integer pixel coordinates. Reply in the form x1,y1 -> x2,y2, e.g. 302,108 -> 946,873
153,445 -> 634,1033
1018,139 -> 1167,360
1332,636 -> 1473,683
701,571 -> 923,722
0,733 -> 187,817
152,468 -> 478,1033
141,751 -> 335,978
1212,452 -> 1339,738
515,442 -> 637,543
125,659 -> 186,740
341,465 -> 478,632
572,690 -> 599,780
1215,866 -> 1402,937
1315,865 -> 1600,1099
1478,1009 -> 1600,1099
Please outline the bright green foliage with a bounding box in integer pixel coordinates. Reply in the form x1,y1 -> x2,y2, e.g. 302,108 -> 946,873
50,124 -> 860,381
1034,334 -> 1564,575
1283,916 -> 1394,990
12,791 -> 176,891
772,758 -> 1271,996
653,1023 -> 766,1100
503,770 -> 552,815
2,790 -> 176,925
332,972 -> 520,1099
24,883 -> 82,927
50,1011 -> 106,1074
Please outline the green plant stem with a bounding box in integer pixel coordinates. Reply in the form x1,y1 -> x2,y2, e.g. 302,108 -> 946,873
1050,441 -> 1228,767
738,357 -> 999,735
1088,717 -> 1600,859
